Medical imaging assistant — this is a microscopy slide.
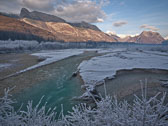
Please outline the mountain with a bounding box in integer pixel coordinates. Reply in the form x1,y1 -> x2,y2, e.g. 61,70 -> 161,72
107,31 -> 165,44
69,22 -> 101,31
20,8 -> 101,31
136,31 -> 164,44
20,8 -> 66,23
1,8 -> 164,44
0,15 -> 58,42
0,14 -> 116,42
20,18 -> 116,42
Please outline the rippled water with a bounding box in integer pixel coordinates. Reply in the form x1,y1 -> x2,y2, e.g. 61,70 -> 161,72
13,51 -> 98,114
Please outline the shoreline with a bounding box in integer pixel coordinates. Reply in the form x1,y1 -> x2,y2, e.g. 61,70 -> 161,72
0,50 -> 100,97
0,53 -> 40,80
1,51 -> 168,102
77,68 -> 168,101
97,68 -> 168,100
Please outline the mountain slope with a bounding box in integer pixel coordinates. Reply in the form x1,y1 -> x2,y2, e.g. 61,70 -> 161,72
21,18 -> 116,42
20,8 -> 101,31
0,15 -> 58,41
69,22 -> 101,31
107,31 -> 165,44
136,31 -> 164,44
20,8 -> 66,23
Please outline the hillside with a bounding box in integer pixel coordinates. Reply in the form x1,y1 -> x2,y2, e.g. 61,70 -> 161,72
136,31 -> 165,44
107,31 -> 165,44
20,8 -> 101,32
0,15 -> 58,42
20,18 -> 116,42
0,8 -> 165,44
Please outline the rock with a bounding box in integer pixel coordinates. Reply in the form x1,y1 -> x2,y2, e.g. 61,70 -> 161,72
20,8 -> 66,23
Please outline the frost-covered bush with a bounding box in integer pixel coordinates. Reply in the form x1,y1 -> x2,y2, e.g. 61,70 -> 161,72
67,88 -> 168,126
0,40 -> 39,53
0,86 -> 168,126
0,89 -> 66,126
0,88 -> 23,126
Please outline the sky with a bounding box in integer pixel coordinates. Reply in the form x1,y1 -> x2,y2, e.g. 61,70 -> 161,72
0,0 -> 168,38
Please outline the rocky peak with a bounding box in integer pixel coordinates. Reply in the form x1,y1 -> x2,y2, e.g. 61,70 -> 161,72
20,8 -> 66,23
20,8 -> 31,19
137,31 -> 165,44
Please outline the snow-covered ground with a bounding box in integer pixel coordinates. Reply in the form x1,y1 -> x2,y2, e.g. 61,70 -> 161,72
17,49 -> 87,74
1,49 -> 102,79
78,49 -> 168,90
0,63 -> 11,70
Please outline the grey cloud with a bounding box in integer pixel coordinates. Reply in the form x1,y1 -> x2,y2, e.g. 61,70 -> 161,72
56,6 -> 64,12
53,0 -> 107,23
113,21 -> 128,27
0,0 -> 107,23
0,0 -> 22,13
22,0 -> 55,12
140,24 -> 159,31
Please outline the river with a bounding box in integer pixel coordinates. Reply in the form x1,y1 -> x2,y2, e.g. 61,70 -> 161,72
13,51 -> 99,114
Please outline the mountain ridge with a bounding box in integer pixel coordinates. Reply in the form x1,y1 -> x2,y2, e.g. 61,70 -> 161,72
0,15 -> 58,42
0,14 -> 116,42
20,18 -> 116,42
0,8 -> 165,44
20,8 -> 101,32
107,31 -> 165,44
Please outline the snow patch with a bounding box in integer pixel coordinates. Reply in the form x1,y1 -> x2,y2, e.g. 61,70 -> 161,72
78,50 -> 168,89
0,63 -> 12,70
18,49 -> 85,73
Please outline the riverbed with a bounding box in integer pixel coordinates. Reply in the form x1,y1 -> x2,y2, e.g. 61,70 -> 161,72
0,48 -> 168,114
5,51 -> 100,113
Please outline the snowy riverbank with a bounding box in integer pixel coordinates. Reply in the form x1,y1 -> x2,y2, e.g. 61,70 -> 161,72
77,49 -> 168,96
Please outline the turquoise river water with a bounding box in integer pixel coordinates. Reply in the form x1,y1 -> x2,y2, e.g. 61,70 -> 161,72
13,51 -> 99,114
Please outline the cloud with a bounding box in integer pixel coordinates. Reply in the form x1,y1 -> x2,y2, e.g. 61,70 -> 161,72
106,31 -> 138,38
164,36 -> 168,40
113,21 -> 128,27
0,0 -> 22,13
21,0 -> 55,12
0,0 -> 108,23
117,34 -> 138,38
53,0 -> 107,23
97,18 -> 104,22
140,24 -> 159,31
106,30 -> 116,35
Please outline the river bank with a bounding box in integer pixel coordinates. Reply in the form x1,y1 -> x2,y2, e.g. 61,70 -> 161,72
0,50 -> 100,96
97,68 -> 168,100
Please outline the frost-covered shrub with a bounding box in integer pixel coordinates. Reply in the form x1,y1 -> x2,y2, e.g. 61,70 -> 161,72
0,40 -> 39,53
0,86 -> 168,126
0,88 -> 23,126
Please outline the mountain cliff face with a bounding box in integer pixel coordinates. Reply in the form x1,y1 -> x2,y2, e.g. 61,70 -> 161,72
20,18 -> 116,42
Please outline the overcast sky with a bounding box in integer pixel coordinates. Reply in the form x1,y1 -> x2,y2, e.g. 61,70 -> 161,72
0,0 -> 168,38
